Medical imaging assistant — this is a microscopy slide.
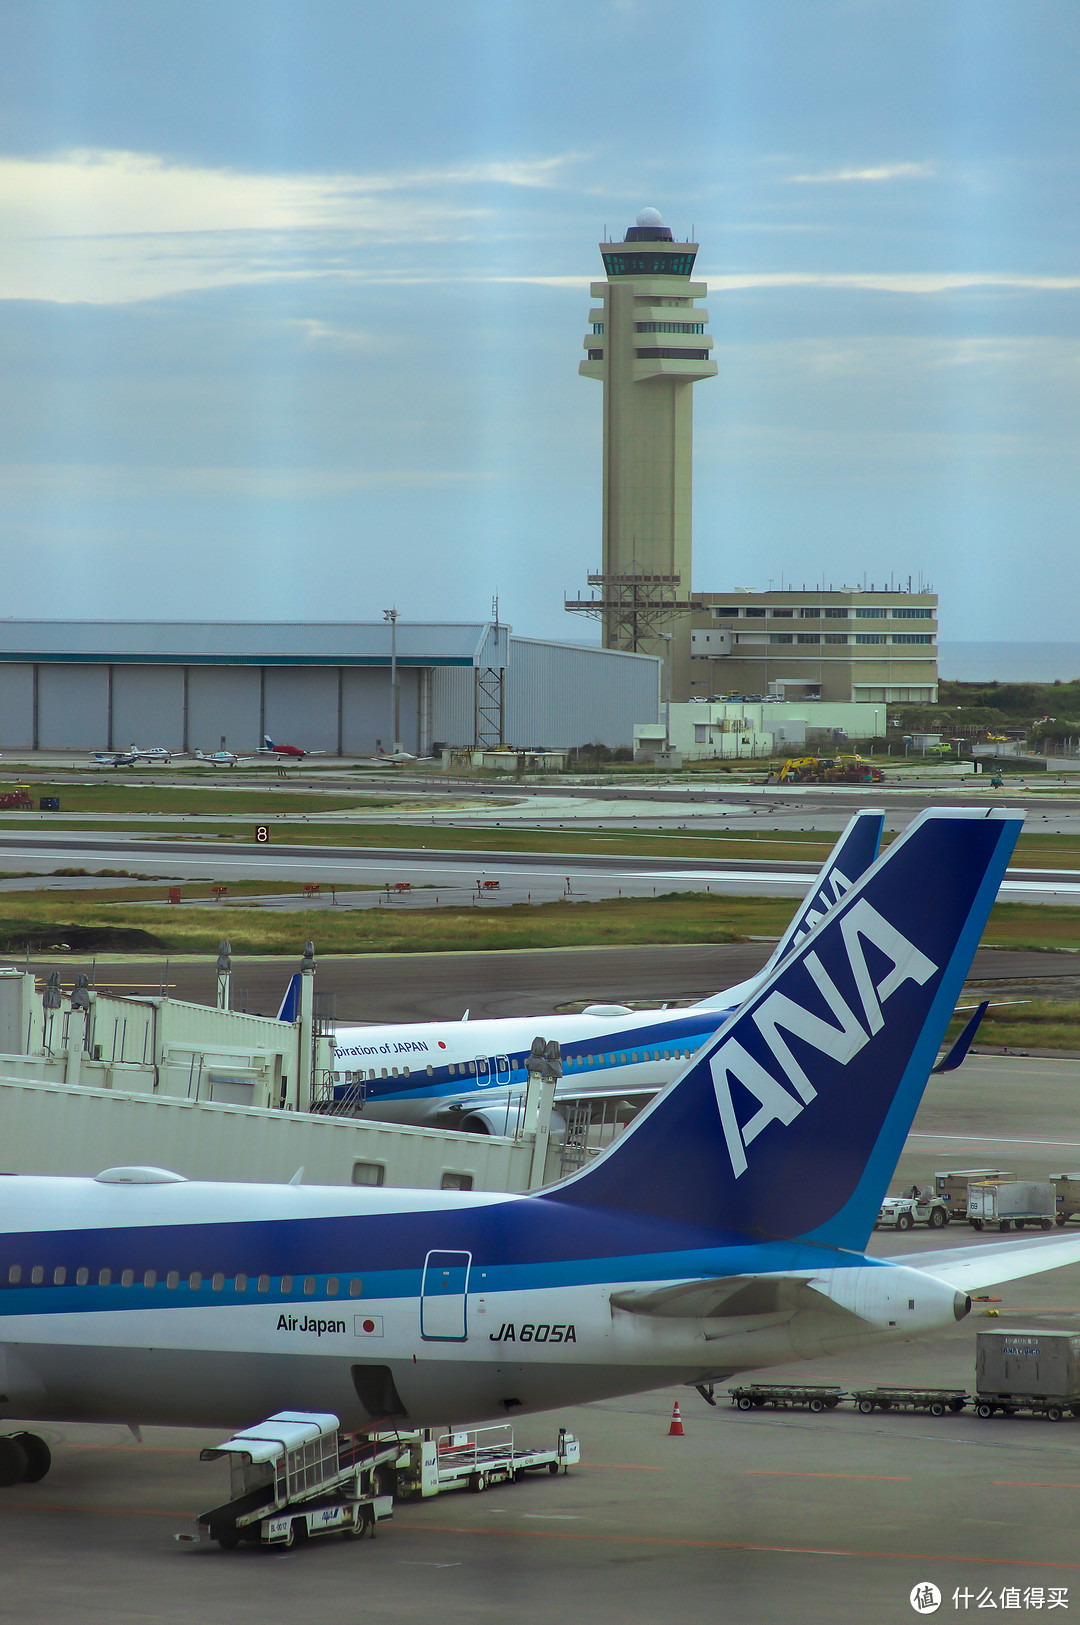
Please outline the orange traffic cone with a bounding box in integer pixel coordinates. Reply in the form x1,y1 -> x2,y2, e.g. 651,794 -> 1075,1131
668,1401 -> 684,1437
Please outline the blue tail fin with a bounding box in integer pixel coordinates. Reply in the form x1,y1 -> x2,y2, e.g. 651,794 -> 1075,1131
692,809 -> 884,1010
277,972 -> 301,1023
551,808 -> 1021,1252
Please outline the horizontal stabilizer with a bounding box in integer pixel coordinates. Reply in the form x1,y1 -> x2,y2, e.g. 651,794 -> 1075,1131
611,1274 -> 843,1321
894,1234 -> 1080,1295
932,1000 -> 989,1074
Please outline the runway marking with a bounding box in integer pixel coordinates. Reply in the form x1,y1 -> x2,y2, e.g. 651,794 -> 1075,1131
391,1522 -> 1080,1569
747,1471 -> 911,1482
910,1133 -> 1080,1148
581,1463 -> 665,1471
993,1481 -> 1080,1490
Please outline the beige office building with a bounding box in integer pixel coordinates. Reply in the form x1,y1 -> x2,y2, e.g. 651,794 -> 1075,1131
578,208 -> 716,700
688,589 -> 938,705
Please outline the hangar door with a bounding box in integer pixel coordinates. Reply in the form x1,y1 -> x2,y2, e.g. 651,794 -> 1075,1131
420,1250 -> 471,1341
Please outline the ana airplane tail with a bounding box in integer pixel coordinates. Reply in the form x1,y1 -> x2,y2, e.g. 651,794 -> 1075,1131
276,973 -> 301,1023
549,808 -> 1021,1253
692,808 -> 884,1009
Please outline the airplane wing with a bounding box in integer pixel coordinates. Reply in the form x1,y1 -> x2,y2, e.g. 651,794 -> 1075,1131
889,1234 -> 1080,1294
611,1275 -> 831,1319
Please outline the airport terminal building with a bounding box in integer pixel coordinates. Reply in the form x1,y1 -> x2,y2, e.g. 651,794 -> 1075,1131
0,621 -> 659,756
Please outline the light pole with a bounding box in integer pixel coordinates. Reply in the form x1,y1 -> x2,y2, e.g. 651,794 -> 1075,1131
659,633 -> 672,756
383,607 -> 401,752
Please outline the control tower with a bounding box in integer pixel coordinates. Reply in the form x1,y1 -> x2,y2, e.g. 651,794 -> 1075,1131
574,209 -> 716,700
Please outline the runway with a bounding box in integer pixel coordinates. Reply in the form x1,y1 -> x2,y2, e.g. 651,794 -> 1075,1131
0,829 -> 1078,908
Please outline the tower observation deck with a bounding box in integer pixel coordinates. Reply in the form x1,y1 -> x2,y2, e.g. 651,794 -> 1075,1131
568,208 -> 716,700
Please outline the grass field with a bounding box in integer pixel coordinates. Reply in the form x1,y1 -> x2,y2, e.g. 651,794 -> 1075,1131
945,1000 -> 1080,1053
0,782 -> 401,816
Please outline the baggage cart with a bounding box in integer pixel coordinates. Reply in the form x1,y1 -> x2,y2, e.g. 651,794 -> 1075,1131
196,1411 -> 397,1549
728,1383 -> 844,1413
967,1180 -> 1054,1232
850,1386 -> 968,1417
974,1329 -> 1080,1420
1050,1173 -> 1080,1225
933,1169 -> 1015,1224
387,1423 -> 579,1499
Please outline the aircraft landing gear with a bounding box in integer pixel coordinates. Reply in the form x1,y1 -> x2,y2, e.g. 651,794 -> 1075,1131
0,1433 -> 52,1485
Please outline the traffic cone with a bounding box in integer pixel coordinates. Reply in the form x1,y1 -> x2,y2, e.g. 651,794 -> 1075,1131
668,1402 -> 684,1437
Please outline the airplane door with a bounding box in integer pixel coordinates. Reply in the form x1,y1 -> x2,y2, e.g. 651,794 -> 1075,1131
420,1250 -> 472,1341
494,1054 -> 511,1085
474,1055 -> 492,1088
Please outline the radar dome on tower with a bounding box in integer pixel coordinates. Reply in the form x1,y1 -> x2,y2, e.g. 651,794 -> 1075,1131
624,207 -> 673,243
636,207 -> 663,227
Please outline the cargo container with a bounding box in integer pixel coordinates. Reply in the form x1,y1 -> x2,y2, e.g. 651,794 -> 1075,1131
934,1169 -> 1016,1223
975,1329 -> 1080,1419
1050,1173 -> 1080,1225
967,1180 -> 1054,1232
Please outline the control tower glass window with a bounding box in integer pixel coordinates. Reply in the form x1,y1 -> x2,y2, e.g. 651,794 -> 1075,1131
601,251 -> 697,277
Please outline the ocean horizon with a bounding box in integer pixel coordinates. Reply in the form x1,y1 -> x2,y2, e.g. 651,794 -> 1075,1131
939,643 -> 1080,683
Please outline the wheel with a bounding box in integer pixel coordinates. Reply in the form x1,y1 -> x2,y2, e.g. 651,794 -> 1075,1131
858,1399 -> 875,1415
928,1207 -> 946,1230
216,1526 -> 240,1550
0,1436 -> 28,1487
10,1434 -> 51,1483
1042,1220 -> 1054,1231
1047,1407 -> 1064,1422
737,1396 -> 753,1411
941,1209 -> 951,1226
976,1403 -> 994,1419
971,1218 -> 983,1231
896,1212 -> 914,1232
999,1220 -> 1012,1232
809,1398 -> 825,1413
1014,1221 -> 1025,1231
470,1472 -> 487,1493
1057,1215 -> 1067,1226
548,1461 -> 560,1477
929,1402 -> 945,1417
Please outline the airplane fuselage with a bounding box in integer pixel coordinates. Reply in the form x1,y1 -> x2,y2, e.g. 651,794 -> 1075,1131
0,1176 -> 962,1433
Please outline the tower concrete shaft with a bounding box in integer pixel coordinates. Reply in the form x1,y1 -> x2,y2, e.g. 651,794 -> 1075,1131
579,210 -> 716,700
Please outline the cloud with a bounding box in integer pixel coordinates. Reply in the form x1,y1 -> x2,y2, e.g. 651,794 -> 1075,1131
0,147 -> 582,304
697,271 -> 1080,295
786,162 -> 936,184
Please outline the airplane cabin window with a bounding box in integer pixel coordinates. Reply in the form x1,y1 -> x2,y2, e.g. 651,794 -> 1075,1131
426,1064 -> 434,1076
189,1271 -> 202,1290
166,1271 -> 179,1289
121,1270 -> 134,1287
143,1270 -> 156,1288
7,1265 -> 20,1284
281,1275 -> 293,1293
380,1068 -> 387,1078
303,1277 -> 316,1295
98,1268 -> 111,1286
403,1066 -> 409,1077
211,1273 -> 225,1292
76,1267 -> 89,1285
391,1067 -> 398,1077
235,1274 -> 248,1292
257,1275 -> 270,1293
349,1279 -> 363,1297
53,1266 -> 66,1285
326,1277 -> 339,1296
449,1064 -> 457,1075
31,1265 -> 43,1284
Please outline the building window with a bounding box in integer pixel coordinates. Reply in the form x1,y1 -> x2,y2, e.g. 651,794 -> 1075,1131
634,321 -> 705,334
634,347 -> 710,361
695,725 -> 707,743
799,608 -> 820,619
587,348 -> 604,361
592,322 -> 604,334
601,250 -> 697,277
893,607 -> 932,619
796,634 -> 820,645
892,634 -> 933,644
855,634 -> 887,644
744,607 -> 766,618
770,608 -> 793,618
711,607 -> 741,616
770,634 -> 794,644
824,634 -> 848,645
824,608 -> 848,618
352,1161 -> 386,1186
855,608 -> 887,619
441,1172 -> 474,1191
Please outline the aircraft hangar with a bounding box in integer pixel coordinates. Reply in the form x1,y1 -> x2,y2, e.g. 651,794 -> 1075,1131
0,620 -> 659,756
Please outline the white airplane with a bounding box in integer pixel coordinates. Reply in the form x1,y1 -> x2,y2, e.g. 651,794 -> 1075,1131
2,806 -> 1074,1487
293,812 -> 887,1134
193,750 -> 254,768
93,745 -> 177,767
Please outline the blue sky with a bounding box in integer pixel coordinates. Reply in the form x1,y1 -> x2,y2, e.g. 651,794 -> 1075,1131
0,0 -> 1077,640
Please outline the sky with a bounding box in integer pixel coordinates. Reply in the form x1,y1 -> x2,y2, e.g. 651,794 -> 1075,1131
0,0 -> 1077,642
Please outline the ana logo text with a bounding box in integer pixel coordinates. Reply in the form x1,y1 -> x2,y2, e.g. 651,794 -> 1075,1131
712,899 -> 937,1179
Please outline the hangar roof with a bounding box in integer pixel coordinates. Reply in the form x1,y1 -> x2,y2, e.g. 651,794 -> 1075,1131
0,621 -> 508,668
